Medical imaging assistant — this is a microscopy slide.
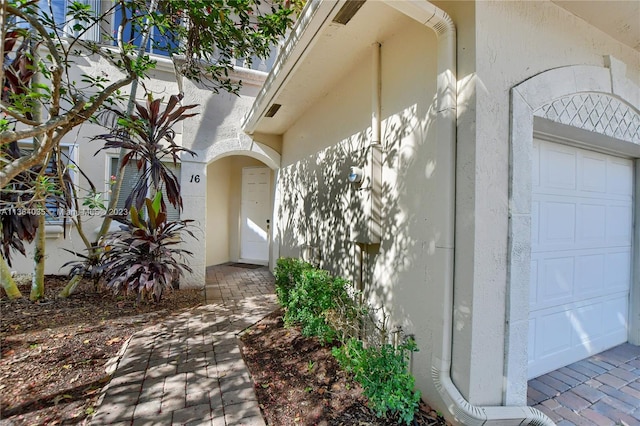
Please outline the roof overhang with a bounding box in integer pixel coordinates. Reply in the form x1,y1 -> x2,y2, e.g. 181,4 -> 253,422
242,0 -> 408,135
244,0 -> 639,136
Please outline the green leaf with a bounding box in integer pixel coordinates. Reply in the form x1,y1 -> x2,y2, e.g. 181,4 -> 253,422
130,206 -> 140,228
151,192 -> 162,214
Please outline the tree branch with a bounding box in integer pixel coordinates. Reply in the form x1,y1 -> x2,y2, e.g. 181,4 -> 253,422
0,101 -> 41,126
7,5 -> 63,71
0,100 -> 84,145
0,100 -> 85,187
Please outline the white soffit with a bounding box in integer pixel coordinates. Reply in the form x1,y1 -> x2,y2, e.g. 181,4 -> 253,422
552,0 -> 640,51
249,1 -> 407,135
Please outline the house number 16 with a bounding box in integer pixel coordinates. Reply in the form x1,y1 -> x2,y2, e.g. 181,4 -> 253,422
190,174 -> 201,183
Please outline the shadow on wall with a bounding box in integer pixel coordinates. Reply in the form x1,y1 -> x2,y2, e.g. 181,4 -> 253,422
276,93 -> 442,337
276,132 -> 360,278
186,77 -> 262,155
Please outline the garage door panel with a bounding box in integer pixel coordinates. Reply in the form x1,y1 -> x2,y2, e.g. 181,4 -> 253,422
575,253 -> 604,295
605,250 -> 632,289
529,293 -> 629,378
607,205 -> 633,244
543,202 -> 576,245
538,311 -> 573,358
572,303 -> 603,346
544,145 -> 577,190
579,203 -> 606,243
531,249 -> 630,312
581,154 -> 607,193
539,256 -> 574,304
529,139 -> 632,379
530,260 -> 539,305
602,296 -> 629,335
607,159 -> 634,196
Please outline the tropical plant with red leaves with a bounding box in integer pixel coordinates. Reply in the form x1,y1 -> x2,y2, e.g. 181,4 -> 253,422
99,192 -> 194,302
95,94 -> 197,212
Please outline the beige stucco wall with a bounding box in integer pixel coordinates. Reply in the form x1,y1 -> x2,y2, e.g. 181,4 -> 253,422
205,155 -> 268,267
277,11 -> 446,404
448,0 -> 640,405
179,73 -> 274,286
274,0 -> 640,412
206,158 -> 232,266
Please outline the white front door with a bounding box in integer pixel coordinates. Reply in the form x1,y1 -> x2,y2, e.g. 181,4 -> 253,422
240,167 -> 271,263
528,139 -> 633,378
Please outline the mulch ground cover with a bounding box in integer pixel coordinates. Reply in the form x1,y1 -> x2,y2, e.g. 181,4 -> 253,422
2,276 -> 448,426
0,276 -> 204,425
240,308 -> 448,426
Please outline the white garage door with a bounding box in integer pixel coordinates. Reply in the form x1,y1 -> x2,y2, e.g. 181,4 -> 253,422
528,138 -> 634,379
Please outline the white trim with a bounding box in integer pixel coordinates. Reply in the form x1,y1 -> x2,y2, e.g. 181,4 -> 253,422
242,0 -> 343,133
200,136 -> 281,170
505,58 -> 640,405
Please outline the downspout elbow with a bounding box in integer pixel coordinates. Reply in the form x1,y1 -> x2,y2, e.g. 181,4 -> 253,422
432,363 -> 554,425
382,1 -> 553,425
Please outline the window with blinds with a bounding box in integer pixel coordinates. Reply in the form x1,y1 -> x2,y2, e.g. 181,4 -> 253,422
112,3 -> 179,57
45,0 -> 102,42
109,158 -> 181,221
45,1 -> 177,56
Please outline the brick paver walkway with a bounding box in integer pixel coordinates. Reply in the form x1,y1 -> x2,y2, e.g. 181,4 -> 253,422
88,262 -> 640,426
90,263 -> 277,426
529,343 -> 640,425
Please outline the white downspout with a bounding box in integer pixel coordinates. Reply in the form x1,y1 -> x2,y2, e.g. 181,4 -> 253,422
382,2 -> 553,425
369,42 -> 382,243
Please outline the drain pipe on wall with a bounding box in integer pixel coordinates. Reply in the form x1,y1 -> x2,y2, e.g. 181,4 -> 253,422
381,1 -> 552,425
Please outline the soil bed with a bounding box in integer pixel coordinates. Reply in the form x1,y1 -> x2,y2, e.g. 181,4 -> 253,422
240,309 -> 448,426
2,276 -> 449,426
0,276 -> 204,425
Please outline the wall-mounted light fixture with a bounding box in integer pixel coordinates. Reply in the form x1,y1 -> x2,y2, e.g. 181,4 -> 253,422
348,166 -> 364,184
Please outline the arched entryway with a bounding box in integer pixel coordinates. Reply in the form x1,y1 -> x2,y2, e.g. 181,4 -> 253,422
505,56 -> 640,404
179,136 -> 281,288
206,155 -> 274,267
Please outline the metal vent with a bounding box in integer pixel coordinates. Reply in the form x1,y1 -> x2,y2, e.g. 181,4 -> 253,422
264,103 -> 281,118
332,0 -> 366,25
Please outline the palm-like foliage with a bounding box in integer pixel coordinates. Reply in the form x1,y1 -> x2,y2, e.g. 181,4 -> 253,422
60,244 -> 105,288
99,193 -> 194,301
1,31 -> 73,265
95,94 -> 197,211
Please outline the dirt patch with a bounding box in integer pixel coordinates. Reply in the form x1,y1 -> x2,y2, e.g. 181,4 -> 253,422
0,276 -> 204,425
240,309 -> 448,426
2,276 -> 449,426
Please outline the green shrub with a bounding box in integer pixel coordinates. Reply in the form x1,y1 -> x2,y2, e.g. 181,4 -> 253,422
274,257 -> 312,307
332,338 -> 421,424
285,268 -> 352,343
275,258 -> 421,423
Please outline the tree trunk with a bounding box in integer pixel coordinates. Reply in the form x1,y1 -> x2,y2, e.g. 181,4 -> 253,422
58,274 -> 82,298
97,0 -> 158,239
29,214 -> 45,301
1,256 -> 22,299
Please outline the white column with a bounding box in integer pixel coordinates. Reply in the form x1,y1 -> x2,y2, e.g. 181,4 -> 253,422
179,160 -> 208,288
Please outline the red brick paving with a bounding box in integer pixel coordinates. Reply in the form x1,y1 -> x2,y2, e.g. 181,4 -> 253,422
529,344 -> 640,425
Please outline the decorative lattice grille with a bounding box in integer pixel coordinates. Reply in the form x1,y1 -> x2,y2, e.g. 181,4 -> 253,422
535,93 -> 640,144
